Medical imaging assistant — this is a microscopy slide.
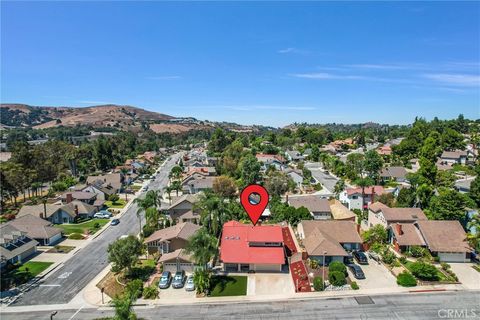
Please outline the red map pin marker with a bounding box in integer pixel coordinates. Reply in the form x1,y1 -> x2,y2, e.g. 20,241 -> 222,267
240,184 -> 269,226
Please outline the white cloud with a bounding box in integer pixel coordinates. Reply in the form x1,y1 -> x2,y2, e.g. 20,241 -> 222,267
423,73 -> 480,87
277,47 -> 310,55
146,75 -> 182,80
289,72 -> 368,80
345,64 -> 412,70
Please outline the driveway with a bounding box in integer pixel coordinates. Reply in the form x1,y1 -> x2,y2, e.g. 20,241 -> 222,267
247,273 -> 295,296
157,280 -> 196,301
449,263 -> 480,290
346,258 -> 397,290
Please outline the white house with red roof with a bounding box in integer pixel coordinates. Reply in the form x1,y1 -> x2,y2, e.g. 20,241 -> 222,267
219,221 -> 285,272
339,186 -> 385,210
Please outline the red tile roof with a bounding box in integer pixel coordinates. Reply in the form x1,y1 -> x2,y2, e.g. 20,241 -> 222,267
346,186 -> 384,196
220,221 -> 285,265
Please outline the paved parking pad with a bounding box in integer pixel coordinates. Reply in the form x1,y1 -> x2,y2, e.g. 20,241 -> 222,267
249,273 -> 295,296
347,258 -> 397,290
449,263 -> 480,290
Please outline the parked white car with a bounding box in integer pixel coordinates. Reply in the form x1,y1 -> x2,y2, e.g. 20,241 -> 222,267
94,211 -> 112,219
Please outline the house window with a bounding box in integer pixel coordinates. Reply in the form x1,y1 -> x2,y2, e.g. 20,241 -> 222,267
352,196 -> 358,199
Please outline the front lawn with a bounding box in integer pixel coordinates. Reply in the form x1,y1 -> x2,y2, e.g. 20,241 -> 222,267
403,260 -> 454,282
47,245 -> 76,254
209,275 -> 247,297
1,261 -> 54,290
57,219 -> 109,235
105,199 -> 127,208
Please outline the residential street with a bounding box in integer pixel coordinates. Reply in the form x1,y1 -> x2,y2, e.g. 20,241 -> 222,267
10,152 -> 183,306
3,291 -> 479,319
304,162 -> 340,193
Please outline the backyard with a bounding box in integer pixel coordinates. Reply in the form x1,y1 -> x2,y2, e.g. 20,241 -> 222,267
1,261 -> 54,291
57,219 -> 109,235
209,275 -> 247,297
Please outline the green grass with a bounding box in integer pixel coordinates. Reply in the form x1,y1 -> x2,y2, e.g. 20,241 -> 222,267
1,261 -> 54,290
47,245 -> 75,253
472,265 -> 480,273
209,275 -> 247,297
403,260 -> 453,282
57,219 -> 109,235
105,199 -> 127,208
130,185 -> 142,191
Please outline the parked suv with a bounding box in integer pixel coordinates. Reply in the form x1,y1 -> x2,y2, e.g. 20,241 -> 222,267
353,251 -> 368,265
172,270 -> 186,289
158,271 -> 172,289
347,264 -> 366,279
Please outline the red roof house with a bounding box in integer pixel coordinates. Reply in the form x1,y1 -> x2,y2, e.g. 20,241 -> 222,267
219,221 -> 285,272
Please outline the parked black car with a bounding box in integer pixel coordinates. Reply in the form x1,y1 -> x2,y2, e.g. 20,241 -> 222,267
344,254 -> 354,264
158,271 -> 172,289
172,270 -> 186,289
353,251 -> 368,265
347,264 -> 366,279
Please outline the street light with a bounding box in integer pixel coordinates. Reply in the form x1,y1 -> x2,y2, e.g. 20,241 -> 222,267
322,251 -> 327,291
50,311 -> 57,320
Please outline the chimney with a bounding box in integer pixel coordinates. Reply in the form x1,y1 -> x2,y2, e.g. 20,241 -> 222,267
395,223 -> 403,235
74,205 -> 79,216
66,193 -> 73,204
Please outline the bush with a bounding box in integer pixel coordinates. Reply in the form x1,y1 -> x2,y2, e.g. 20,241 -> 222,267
433,256 -> 440,263
328,261 -> 346,275
397,271 -> 417,287
328,271 -> 346,286
109,194 -> 120,204
142,284 -> 158,299
125,279 -> 143,299
313,276 -> 324,291
93,222 -> 100,229
409,262 -> 439,281
68,233 -> 84,240
399,256 -> 407,265
409,246 -> 426,258
382,251 -> 396,265
309,259 -> 319,269
440,262 -> 451,271
370,242 -> 385,254
142,224 -> 156,238
351,281 -> 359,290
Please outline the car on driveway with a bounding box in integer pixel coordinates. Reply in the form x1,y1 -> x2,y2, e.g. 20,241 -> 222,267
172,270 -> 186,289
344,254 -> 354,264
94,210 -> 112,219
185,275 -> 195,291
158,271 -> 172,289
110,219 -> 120,226
353,251 -> 369,265
347,264 -> 366,279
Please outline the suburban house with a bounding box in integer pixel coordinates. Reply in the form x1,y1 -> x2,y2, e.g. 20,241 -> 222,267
389,220 -> 471,262
60,192 -> 97,205
329,199 -> 356,221
166,194 -> 200,224
58,200 -> 97,221
219,221 -> 285,272
86,173 -> 124,194
285,169 -> 304,189
376,145 -> 392,156
285,150 -> 305,162
255,154 -> 287,171
181,175 -> 215,194
440,150 -> 468,165
0,224 -> 38,270
339,186 -> 385,210
367,202 -> 427,229
380,166 -> 408,183
17,200 -> 97,224
8,215 -> 63,246
297,220 -> 362,265
144,222 -> 201,255
158,249 -> 196,273
455,177 -> 475,193
185,167 -> 216,176
288,195 -> 332,220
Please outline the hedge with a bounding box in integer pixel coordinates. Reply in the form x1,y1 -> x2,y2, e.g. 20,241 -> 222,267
397,271 -> 417,287
329,271 -> 346,286
313,276 -> 324,291
328,261 -> 346,274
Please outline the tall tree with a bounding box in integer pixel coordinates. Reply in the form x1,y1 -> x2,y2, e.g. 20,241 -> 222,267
185,228 -> 217,268
364,150 -> 384,183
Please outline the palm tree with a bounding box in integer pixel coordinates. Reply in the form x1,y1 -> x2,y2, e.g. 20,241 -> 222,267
171,180 -> 182,197
164,186 -> 173,205
195,191 -> 232,237
185,228 -> 217,268
193,268 -> 211,295
111,293 -> 136,320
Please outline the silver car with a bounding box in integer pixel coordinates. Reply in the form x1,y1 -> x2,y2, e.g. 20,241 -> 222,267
185,275 -> 195,291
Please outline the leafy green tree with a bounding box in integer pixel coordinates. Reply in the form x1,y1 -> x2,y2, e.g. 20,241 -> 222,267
441,128 -> 466,150
193,268 -> 211,295
409,261 -> 439,281
212,175 -> 237,199
238,154 -> 261,186
310,144 -> 320,162
364,150 -> 384,182
107,236 -> 144,276
328,261 -> 346,274
429,188 -> 474,221
111,293 -> 137,320
345,153 -> 365,181
470,175 -> 480,207
185,228 -> 218,268
334,179 -> 345,198
362,224 -> 388,245
265,171 -> 294,196
329,271 -> 346,286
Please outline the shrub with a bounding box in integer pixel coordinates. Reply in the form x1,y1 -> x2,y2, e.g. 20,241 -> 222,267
142,224 -> 156,238
382,251 -> 396,265
313,276 -> 324,291
409,262 -> 439,281
329,271 -> 346,286
309,259 -> 319,269
68,233 -> 84,240
93,222 -> 100,229
350,281 -> 359,290
370,242 -> 385,254
409,246 -> 426,258
440,262 -> 451,271
328,261 -> 346,275
433,256 -> 440,263
399,256 -> 407,265
142,285 -> 158,299
397,271 -> 417,287
109,194 -> 120,204
125,279 -> 143,299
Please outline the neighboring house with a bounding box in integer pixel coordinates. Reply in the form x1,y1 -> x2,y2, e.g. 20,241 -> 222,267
181,175 -> 215,194
0,224 -> 38,270
297,220 -> 362,265
8,214 -> 63,246
376,145 -> 392,156
288,195 -> 332,220
220,221 -> 285,272
166,194 -> 200,224
81,184 -> 109,201
367,202 -> 427,229
440,150 -> 468,165
339,186 -> 385,210
256,154 -> 287,171
455,177 -> 475,193
60,192 -> 97,205
285,169 -> 304,189
329,199 -> 356,221
158,249 -> 196,273
389,220 -> 471,262
380,166 -> 408,183
185,167 -> 216,176
86,173 -> 123,194
58,200 -> 97,221
144,222 -> 201,255
17,204 -> 63,221
285,150 -> 305,162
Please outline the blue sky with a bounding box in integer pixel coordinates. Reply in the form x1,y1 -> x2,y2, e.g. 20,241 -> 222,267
1,1 -> 479,127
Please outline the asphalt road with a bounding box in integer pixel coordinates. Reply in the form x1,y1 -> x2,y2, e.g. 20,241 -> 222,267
3,291 -> 480,319
11,152 -> 183,306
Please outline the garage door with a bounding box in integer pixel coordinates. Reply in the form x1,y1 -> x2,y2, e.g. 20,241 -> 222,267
438,252 -> 467,262
163,262 -> 194,273
252,264 -> 281,272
